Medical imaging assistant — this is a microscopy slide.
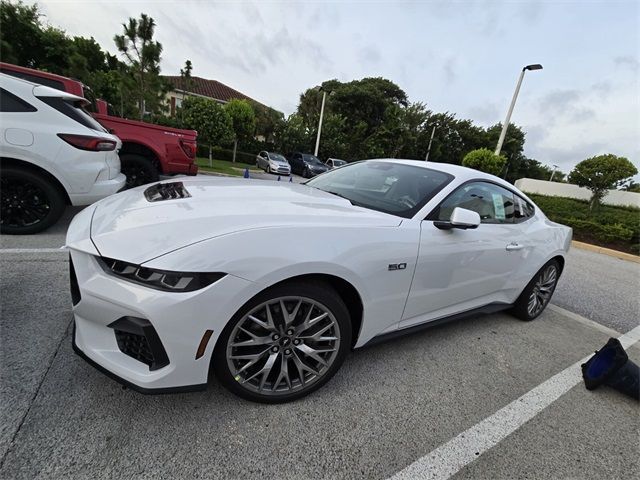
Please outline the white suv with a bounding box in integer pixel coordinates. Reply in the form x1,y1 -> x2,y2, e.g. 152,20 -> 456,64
0,74 -> 125,234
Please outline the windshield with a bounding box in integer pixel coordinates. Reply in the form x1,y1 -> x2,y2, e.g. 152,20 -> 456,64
306,161 -> 453,218
269,153 -> 287,162
302,154 -> 322,164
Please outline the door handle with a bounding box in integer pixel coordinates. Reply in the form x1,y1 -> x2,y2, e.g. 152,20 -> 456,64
506,242 -> 524,251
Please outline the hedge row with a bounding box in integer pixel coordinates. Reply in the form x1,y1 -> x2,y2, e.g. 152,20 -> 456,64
528,194 -> 640,254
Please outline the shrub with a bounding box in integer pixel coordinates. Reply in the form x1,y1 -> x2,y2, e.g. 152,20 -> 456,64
527,193 -> 639,254
462,148 -> 506,176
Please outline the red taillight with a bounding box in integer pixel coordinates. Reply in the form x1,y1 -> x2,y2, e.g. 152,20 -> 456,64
58,134 -> 116,151
179,139 -> 196,159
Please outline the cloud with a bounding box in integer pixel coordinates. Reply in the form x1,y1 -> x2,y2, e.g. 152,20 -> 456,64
614,55 -> 640,72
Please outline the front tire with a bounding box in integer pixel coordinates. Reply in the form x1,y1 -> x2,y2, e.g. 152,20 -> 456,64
0,166 -> 66,235
212,280 -> 352,403
120,154 -> 159,189
512,260 -> 560,321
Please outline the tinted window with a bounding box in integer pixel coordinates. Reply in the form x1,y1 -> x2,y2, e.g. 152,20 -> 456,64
302,154 -> 322,164
514,195 -> 535,221
0,88 -> 37,112
37,96 -> 105,132
306,161 -> 453,218
0,69 -> 65,91
432,181 -> 515,224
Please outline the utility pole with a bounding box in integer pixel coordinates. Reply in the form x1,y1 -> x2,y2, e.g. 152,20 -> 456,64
425,126 -> 436,161
549,164 -> 558,182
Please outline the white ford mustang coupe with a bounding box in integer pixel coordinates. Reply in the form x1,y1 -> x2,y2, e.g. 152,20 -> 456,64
67,160 -> 572,402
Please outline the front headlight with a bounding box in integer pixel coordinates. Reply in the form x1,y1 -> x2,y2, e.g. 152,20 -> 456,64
96,256 -> 226,292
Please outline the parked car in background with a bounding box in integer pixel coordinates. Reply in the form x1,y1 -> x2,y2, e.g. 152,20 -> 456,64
325,158 -> 347,169
67,160 -> 571,403
287,152 -> 329,178
0,63 -> 198,188
0,74 -> 124,234
256,151 -> 291,175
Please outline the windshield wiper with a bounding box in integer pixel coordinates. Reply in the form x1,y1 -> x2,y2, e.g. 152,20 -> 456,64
322,190 -> 364,207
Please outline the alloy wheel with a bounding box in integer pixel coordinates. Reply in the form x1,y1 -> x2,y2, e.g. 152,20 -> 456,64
527,264 -> 557,317
226,296 -> 341,396
0,176 -> 51,228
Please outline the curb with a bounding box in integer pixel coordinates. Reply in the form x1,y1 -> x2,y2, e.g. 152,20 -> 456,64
571,240 -> 640,264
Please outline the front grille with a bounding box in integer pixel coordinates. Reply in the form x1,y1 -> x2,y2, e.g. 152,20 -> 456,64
69,255 -> 81,306
108,317 -> 170,371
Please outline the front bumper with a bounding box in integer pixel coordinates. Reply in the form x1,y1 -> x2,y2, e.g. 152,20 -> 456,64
70,249 -> 253,392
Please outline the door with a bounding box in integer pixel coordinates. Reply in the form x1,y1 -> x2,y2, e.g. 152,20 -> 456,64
401,181 -> 527,326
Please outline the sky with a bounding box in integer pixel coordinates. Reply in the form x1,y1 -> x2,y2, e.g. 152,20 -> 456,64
33,0 -> 639,176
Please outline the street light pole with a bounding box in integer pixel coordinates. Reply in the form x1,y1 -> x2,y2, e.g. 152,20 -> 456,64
425,126 -> 436,161
494,64 -> 543,156
549,164 -> 558,181
314,89 -> 328,157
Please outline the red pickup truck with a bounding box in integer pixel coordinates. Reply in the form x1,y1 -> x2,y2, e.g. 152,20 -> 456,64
0,63 -> 198,187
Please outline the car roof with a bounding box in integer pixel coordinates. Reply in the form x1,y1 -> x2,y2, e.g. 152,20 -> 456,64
368,158 -> 511,185
0,73 -> 86,103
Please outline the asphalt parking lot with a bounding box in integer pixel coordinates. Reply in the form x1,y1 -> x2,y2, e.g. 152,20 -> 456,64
1,175 -> 639,479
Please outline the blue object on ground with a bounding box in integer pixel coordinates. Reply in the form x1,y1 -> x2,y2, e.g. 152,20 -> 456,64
243,168 -> 250,178
582,337 -> 639,401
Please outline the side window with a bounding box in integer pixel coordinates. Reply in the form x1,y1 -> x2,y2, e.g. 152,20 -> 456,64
514,195 -> 535,221
0,88 -> 37,112
432,181 -> 515,224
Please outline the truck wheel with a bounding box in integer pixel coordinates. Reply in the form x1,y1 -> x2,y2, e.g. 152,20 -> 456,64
120,154 -> 159,189
0,166 -> 66,235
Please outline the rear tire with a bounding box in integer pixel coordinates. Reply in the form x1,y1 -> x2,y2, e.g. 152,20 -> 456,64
512,259 -> 560,321
120,153 -> 159,189
0,166 -> 66,235
212,280 -> 352,403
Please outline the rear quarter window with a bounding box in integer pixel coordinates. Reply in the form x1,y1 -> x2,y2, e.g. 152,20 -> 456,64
0,88 -> 37,112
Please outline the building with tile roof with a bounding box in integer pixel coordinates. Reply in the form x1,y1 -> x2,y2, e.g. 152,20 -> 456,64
163,75 -> 268,116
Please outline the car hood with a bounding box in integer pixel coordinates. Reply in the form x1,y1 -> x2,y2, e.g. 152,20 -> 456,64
89,177 -> 401,264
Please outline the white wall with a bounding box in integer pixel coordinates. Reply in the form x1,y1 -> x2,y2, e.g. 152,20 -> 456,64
515,178 -> 640,208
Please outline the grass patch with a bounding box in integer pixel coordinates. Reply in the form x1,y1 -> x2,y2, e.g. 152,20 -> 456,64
528,193 -> 640,255
196,157 -> 260,177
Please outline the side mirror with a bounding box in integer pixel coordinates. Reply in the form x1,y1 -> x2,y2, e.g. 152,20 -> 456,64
434,207 -> 481,230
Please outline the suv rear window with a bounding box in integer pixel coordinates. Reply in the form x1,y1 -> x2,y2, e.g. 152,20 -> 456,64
37,96 -> 105,132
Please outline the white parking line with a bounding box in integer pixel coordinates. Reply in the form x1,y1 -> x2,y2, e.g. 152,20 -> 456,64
389,325 -> 640,480
0,247 -> 66,254
548,303 -> 621,337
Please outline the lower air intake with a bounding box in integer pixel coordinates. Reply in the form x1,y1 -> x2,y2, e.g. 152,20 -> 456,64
108,317 -> 169,371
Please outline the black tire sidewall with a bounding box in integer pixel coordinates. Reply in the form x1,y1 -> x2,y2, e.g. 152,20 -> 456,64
0,167 -> 65,235
212,280 -> 352,403
120,154 -> 159,188
512,259 -> 560,321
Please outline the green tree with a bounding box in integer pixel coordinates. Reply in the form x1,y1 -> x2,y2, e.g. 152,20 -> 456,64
275,113 -> 312,154
568,154 -> 638,210
224,99 -> 256,162
253,104 -> 284,144
0,1 -> 41,66
181,97 -> 233,162
114,13 -> 164,119
462,148 -> 507,176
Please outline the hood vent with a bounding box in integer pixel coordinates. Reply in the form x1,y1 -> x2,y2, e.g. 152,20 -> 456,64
144,182 -> 191,202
